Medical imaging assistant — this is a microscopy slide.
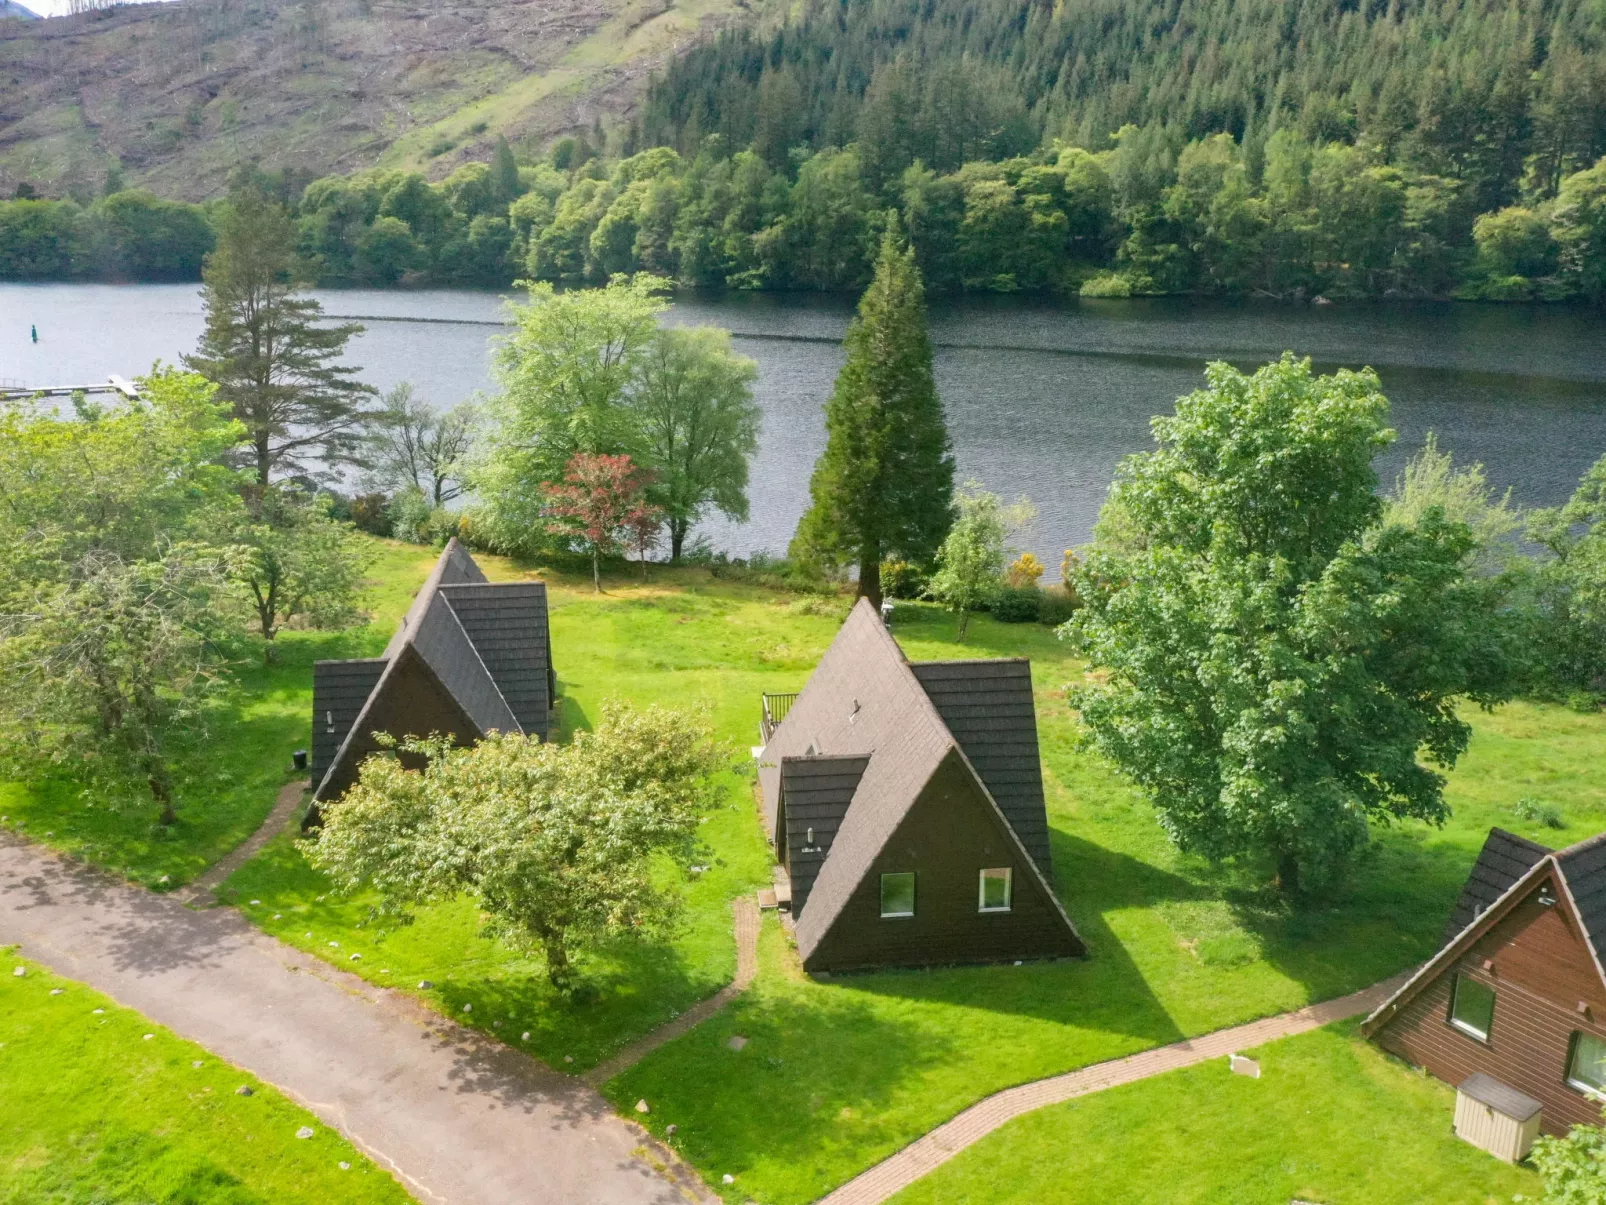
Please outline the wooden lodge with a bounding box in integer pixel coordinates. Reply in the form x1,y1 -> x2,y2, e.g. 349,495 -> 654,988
756,598 -> 1085,973
305,539 -> 555,823
1362,827 -> 1606,1150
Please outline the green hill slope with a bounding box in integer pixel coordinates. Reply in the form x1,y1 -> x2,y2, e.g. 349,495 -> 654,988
0,0 -> 760,201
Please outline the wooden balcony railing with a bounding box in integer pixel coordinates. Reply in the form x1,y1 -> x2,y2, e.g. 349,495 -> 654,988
760,692 -> 799,744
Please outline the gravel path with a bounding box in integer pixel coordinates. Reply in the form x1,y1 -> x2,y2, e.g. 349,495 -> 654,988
0,835 -> 709,1205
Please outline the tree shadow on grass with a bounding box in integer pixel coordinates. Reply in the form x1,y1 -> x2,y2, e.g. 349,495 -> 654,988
610,984 -> 962,1193
822,834 -> 1204,1045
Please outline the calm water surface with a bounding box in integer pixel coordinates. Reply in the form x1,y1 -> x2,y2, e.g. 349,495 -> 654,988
4,282 -> 1605,561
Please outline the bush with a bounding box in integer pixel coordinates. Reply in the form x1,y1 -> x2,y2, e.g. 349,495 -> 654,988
349,492 -> 391,536
881,560 -> 928,599
1567,691 -> 1602,714
1005,552 -> 1045,589
1515,796 -> 1567,829
1080,273 -> 1134,298
387,487 -> 433,543
992,585 -> 1042,623
1037,590 -> 1077,625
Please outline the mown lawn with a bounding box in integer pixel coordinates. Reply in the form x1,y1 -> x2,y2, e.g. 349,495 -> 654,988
0,540 -> 440,889
888,1022 -> 1539,1205
0,949 -> 409,1204
8,542 -> 1603,1204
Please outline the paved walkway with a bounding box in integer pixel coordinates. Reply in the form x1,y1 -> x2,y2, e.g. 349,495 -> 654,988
0,836 -> 709,1205
585,895 -> 761,1086
816,973 -> 1412,1205
179,778 -> 308,905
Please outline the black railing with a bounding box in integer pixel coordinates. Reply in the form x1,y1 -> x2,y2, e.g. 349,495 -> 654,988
760,692 -> 799,744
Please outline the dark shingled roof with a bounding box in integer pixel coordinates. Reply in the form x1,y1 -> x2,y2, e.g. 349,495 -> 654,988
759,599 -> 1080,964
1443,827 -> 1551,944
311,540 -> 553,802
911,659 -> 1052,880
779,755 -> 869,921
1364,824 -> 1606,1038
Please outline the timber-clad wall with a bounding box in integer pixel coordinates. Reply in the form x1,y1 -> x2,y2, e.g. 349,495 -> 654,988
1376,881 -> 1606,1135
807,751 -> 1083,972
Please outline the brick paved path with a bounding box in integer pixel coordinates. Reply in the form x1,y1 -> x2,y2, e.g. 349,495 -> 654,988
816,972 -> 1412,1205
585,894 -> 762,1086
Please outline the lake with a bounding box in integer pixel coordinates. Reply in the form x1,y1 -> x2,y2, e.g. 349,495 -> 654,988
4,281 -> 1606,563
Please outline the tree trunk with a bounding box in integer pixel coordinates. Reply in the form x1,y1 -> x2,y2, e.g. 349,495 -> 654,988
147,759 -> 176,827
1276,852 -> 1302,895
541,930 -> 573,990
670,520 -> 687,564
956,608 -> 970,640
255,437 -> 272,491
858,549 -> 883,611
591,545 -> 601,593
263,633 -> 278,666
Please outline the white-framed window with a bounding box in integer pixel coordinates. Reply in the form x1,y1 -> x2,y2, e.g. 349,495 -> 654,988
978,867 -> 1013,912
880,871 -> 916,918
1449,973 -> 1496,1041
1568,1031 -> 1606,1097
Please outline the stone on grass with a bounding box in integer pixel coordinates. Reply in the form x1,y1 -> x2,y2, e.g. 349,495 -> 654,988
142,1033 -> 154,1041
250,899 -> 261,906
92,1008 -> 104,1015
192,1060 -> 203,1069
666,1124 -> 678,1137
726,1035 -> 748,1052
328,941 -> 339,948
635,1099 -> 650,1114
563,1055 -> 574,1063
521,1032 -> 531,1042
462,1003 -> 472,1013
296,1126 -> 315,1139
11,967 -> 23,978
339,1162 -> 351,1171
274,914 -> 282,919
1229,1053 -> 1261,1079
236,1086 -> 253,1096
349,954 -> 361,961
418,980 -> 433,990
49,988 -> 63,996
722,1174 -> 735,1185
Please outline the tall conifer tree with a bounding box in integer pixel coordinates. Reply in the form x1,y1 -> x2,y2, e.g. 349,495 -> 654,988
791,230 -> 955,606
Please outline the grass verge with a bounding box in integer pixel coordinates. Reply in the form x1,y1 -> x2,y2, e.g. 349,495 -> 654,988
0,949 -> 409,1204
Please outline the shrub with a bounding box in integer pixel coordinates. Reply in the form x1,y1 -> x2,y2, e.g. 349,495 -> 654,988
1080,273 -> 1133,298
387,487 -> 433,543
1515,796 -> 1567,829
1567,691 -> 1602,714
423,507 -> 462,546
881,559 -> 928,599
349,492 -> 391,537
1037,590 -> 1077,626
992,585 -> 1042,623
1005,552 -> 1045,589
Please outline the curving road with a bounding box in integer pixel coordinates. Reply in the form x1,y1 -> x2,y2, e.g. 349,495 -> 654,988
0,835 -> 706,1205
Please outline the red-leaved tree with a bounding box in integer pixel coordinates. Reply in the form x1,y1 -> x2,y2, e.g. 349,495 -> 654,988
623,502 -> 664,582
543,453 -> 657,592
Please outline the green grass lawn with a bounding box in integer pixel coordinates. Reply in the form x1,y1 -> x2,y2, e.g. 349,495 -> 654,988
0,541 -> 440,890
887,1022 -> 1539,1205
7,543 -> 1602,1204
0,949 -> 409,1204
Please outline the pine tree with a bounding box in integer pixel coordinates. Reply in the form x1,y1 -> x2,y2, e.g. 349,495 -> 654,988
790,229 -> 955,606
491,136 -> 521,207
184,189 -> 377,489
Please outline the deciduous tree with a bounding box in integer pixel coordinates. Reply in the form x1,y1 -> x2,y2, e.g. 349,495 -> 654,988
928,484 -> 1034,638
791,230 -> 955,606
635,326 -> 760,561
542,452 -> 655,592
1065,356 -> 1522,892
309,705 -> 725,989
365,382 -> 478,506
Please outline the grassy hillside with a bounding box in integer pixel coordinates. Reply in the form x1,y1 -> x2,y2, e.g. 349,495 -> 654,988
0,0 -> 767,201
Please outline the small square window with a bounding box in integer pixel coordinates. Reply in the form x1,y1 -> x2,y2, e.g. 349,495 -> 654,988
979,867 -> 1013,912
1449,974 -> 1496,1041
880,872 -> 916,918
1569,1032 -> 1606,1096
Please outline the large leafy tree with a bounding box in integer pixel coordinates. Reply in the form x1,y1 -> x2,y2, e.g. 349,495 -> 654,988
226,488 -> 370,661
309,705 -> 725,989
184,189 -> 378,488
0,368 -> 245,587
791,230 -> 955,606
1066,355 -> 1521,892
477,274 -> 668,551
0,548 -> 238,826
636,326 -> 760,561
1527,451 -> 1606,692
365,382 -> 478,507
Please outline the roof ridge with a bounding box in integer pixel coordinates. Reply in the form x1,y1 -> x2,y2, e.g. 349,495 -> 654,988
1488,826 -> 1554,855
910,656 -> 1032,668
1557,828 -> 1606,861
